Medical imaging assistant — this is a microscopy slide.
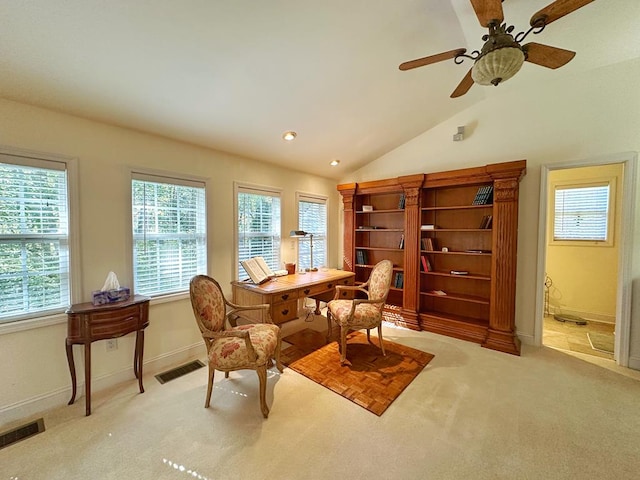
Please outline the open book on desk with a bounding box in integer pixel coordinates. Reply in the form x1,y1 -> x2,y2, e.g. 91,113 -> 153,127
241,256 -> 288,284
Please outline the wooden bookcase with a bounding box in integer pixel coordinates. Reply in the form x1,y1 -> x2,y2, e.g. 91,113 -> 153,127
338,160 -> 526,355
339,178 -> 408,309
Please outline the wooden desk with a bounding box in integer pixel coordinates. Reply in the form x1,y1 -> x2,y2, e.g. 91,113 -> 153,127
232,269 -> 355,324
65,295 -> 150,416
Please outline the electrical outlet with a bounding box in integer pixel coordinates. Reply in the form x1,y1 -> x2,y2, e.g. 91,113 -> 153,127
106,339 -> 118,351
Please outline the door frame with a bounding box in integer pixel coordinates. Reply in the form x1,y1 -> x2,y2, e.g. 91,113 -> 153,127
534,152 -> 637,367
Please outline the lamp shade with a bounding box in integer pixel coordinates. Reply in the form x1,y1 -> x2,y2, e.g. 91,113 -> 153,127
290,230 -> 308,237
471,46 -> 525,86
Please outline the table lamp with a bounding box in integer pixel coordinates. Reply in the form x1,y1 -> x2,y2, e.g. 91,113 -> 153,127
290,230 -> 317,272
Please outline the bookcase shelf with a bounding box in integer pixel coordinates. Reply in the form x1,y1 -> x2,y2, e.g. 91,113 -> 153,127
338,160 -> 526,355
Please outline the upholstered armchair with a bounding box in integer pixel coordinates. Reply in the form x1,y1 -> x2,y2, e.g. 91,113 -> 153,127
326,260 -> 394,364
189,275 -> 283,418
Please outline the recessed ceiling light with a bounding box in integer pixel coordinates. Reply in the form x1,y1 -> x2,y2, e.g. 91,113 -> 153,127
282,131 -> 297,141
330,159 -> 340,166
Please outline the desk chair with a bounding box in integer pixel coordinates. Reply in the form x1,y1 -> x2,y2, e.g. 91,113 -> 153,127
326,260 -> 393,364
190,275 -> 283,418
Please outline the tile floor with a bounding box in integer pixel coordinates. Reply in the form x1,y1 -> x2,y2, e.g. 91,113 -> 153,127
542,315 -> 615,360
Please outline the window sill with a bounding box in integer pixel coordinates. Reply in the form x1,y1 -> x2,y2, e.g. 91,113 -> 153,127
0,312 -> 67,336
0,292 -> 190,336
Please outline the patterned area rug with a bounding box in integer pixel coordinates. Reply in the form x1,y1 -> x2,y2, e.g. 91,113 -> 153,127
281,329 -> 434,416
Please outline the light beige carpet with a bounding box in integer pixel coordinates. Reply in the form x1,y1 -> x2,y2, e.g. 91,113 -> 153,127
2,318 -> 640,480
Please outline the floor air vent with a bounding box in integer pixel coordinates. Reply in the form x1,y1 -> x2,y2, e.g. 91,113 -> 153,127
0,418 -> 45,450
155,360 -> 205,384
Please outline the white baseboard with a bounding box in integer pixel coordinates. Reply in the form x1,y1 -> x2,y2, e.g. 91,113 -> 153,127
517,332 -> 535,346
549,307 -> 615,324
628,355 -> 640,371
0,342 -> 203,429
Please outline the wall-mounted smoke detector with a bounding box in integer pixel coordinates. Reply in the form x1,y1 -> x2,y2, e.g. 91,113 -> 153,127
453,126 -> 465,141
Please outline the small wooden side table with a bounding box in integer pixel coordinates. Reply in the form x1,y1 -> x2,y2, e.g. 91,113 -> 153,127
65,295 -> 150,416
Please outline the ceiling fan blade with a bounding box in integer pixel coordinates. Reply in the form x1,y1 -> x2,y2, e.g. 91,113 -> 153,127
450,69 -> 474,98
470,0 -> 504,27
399,48 -> 466,71
523,42 -> 576,69
530,0 -> 594,27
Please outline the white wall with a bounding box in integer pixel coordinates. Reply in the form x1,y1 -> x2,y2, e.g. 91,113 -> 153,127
341,58 -> 640,367
0,98 -> 340,426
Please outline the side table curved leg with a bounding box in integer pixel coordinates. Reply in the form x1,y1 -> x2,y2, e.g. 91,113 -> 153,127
135,330 -> 145,393
66,341 -> 77,405
84,341 -> 92,416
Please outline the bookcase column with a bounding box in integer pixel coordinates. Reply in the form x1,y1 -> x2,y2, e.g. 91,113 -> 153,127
338,184 -> 356,271
484,175 -> 522,355
398,176 -> 423,330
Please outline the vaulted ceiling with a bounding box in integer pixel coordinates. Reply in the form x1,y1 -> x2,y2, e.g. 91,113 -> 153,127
1,1 -> 638,178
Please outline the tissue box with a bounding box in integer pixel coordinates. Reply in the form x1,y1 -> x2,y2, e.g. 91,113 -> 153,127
92,287 -> 131,306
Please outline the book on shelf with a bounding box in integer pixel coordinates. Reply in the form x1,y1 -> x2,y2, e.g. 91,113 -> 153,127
394,272 -> 404,288
420,224 -> 435,230
398,194 -> 406,209
356,249 -> 368,265
398,234 -> 405,249
450,270 -> 469,275
241,256 -> 287,284
420,255 -> 432,272
421,237 -> 434,251
472,185 -> 494,205
431,290 -> 447,296
479,215 -> 493,229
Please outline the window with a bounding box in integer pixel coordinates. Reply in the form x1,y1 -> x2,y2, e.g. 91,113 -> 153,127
297,194 -> 327,270
553,182 -> 612,243
236,185 -> 281,279
132,173 -> 206,297
0,154 -> 71,323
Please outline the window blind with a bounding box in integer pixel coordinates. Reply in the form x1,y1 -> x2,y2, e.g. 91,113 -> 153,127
237,188 -> 281,278
132,175 -> 206,296
0,160 -> 70,322
298,196 -> 327,270
554,184 -> 610,241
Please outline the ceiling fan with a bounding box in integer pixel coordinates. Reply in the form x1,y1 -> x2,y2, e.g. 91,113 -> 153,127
399,0 -> 595,98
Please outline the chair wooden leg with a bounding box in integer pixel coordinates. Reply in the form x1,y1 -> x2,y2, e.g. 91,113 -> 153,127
205,365 -> 215,408
326,310 -> 333,342
274,334 -> 284,373
378,323 -> 386,356
257,366 -> 269,418
340,327 -> 348,364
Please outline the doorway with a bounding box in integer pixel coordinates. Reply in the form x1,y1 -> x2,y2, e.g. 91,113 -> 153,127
535,153 -> 637,367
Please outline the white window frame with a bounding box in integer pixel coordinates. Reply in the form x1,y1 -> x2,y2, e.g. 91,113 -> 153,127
234,182 -> 282,280
549,177 -> 616,247
131,170 -> 208,298
0,147 -> 80,330
296,192 -> 328,271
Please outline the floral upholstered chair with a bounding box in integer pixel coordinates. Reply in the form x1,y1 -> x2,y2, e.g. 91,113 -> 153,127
189,275 -> 283,418
326,260 -> 393,364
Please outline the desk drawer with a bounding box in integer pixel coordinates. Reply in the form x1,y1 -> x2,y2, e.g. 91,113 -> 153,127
300,280 -> 339,297
89,305 -> 141,338
271,300 -> 298,324
272,290 -> 299,304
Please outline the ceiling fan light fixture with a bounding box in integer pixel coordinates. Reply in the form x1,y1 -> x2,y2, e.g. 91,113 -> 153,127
471,45 -> 525,87
282,131 -> 297,141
